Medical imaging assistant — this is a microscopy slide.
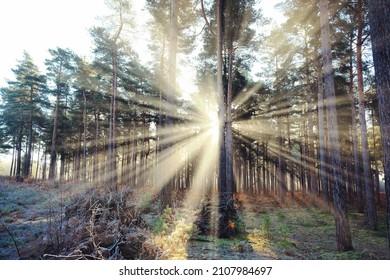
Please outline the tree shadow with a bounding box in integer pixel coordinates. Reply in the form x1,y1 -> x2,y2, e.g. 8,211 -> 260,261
185,195 -> 275,260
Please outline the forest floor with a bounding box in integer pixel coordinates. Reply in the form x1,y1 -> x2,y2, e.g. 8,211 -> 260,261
0,176 -> 389,260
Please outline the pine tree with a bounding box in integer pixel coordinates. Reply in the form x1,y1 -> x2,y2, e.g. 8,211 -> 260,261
45,47 -> 76,181
1,51 -> 47,181
319,0 -> 353,252
367,0 -> 390,252
91,0 -> 133,188
356,0 -> 378,230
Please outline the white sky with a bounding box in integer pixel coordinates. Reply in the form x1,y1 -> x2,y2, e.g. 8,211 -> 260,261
0,0 -> 283,88
0,0 -> 102,86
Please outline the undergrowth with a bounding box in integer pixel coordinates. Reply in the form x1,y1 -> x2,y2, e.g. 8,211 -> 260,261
148,207 -> 197,259
1,178 -> 389,260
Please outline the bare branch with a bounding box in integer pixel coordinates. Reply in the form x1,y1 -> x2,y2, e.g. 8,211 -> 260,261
201,0 -> 215,36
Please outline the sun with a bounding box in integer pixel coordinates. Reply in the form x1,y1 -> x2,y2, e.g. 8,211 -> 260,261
207,111 -> 220,143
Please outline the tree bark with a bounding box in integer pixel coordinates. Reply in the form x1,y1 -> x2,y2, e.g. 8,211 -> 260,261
42,147 -> 47,180
319,0 -> 353,251
160,0 -> 178,210
60,151 -> 65,182
107,49 -> 118,188
371,109 -> 380,204
356,0 -> 378,230
23,85 -> 34,178
287,115 -> 295,198
226,45 -> 234,194
49,88 -> 60,180
316,51 -> 329,204
278,116 -> 286,203
82,90 -> 87,182
107,4 -> 124,189
93,110 -> 100,183
10,140 -> 15,177
217,0 -> 235,238
16,125 -> 24,182
304,33 -> 318,196
367,0 -> 390,252
348,32 -> 364,212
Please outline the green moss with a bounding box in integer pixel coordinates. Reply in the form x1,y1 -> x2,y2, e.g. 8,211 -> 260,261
261,213 -> 271,235
276,211 -> 286,222
277,239 -> 294,249
320,251 -> 363,260
276,223 -> 294,236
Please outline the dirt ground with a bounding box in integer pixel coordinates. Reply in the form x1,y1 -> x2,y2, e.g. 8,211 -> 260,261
0,178 -> 51,259
1,177 -> 389,260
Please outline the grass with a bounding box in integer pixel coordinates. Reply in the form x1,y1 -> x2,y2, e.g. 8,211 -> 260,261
320,251 -> 363,260
148,207 -> 198,259
231,194 -> 389,260
1,178 -> 389,260
0,205 -> 17,216
0,179 -> 64,259
185,193 -> 389,260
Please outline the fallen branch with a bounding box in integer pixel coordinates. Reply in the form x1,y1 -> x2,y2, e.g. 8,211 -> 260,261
43,252 -> 102,260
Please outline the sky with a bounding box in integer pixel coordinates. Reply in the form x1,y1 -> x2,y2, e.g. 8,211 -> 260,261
0,0 -> 284,88
0,0 -> 283,167
0,0 -> 102,86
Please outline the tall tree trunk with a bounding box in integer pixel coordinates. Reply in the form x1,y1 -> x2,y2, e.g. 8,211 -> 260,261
356,0 -> 378,229
256,142 -> 261,195
217,0 -> 226,198
82,90 -> 87,182
23,90 -> 34,178
16,125 -> 24,182
107,50 -> 118,188
139,114 -> 146,188
287,115 -> 295,198
371,109 -> 381,204
348,33 -> 364,212
217,0 -> 235,238
304,34 -> 318,196
299,144 -> 306,195
107,7 -> 124,189
10,139 -> 16,177
303,108 -> 310,194
49,88 -> 60,180
93,110 -> 100,183
319,0 -> 353,252
367,0 -> 390,252
75,132 -> 81,181
226,45 -> 234,194
316,52 -> 329,204
156,37 -> 165,192
60,151 -> 65,182
278,116 -> 286,203
42,147 -> 47,180
131,120 -> 137,188
263,142 -> 268,196
160,0 -> 178,210
35,142 -> 41,179
301,117 -> 307,196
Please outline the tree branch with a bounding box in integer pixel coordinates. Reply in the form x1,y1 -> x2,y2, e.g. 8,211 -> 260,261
201,0 -> 215,36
